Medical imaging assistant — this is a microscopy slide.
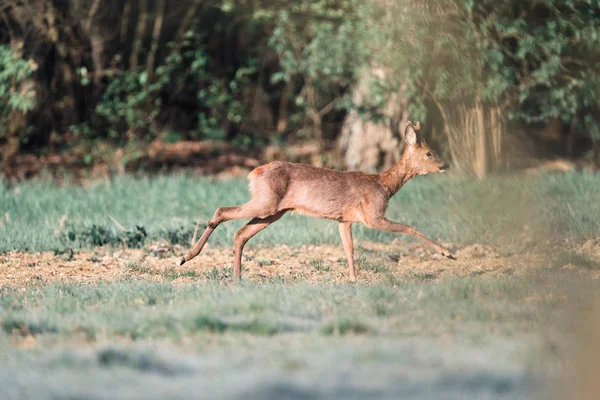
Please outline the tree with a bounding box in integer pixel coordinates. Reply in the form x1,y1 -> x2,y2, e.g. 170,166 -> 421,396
258,1 -> 368,152
338,67 -> 409,171
367,0 -> 600,176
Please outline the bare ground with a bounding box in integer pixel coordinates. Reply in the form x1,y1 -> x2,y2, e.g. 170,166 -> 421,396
2,239 -> 600,287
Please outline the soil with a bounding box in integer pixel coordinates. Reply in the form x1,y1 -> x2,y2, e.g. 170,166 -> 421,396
2,239 -> 599,287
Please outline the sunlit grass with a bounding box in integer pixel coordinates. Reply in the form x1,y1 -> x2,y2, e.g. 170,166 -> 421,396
1,172 -> 599,253
0,269 -> 590,343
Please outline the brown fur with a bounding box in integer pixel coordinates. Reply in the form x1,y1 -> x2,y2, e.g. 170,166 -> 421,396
180,122 -> 455,281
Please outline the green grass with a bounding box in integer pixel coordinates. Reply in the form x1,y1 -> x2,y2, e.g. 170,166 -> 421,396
1,172 -> 599,399
1,172 -> 599,253
309,259 -> 331,272
0,270 -> 595,399
552,249 -> 600,270
0,270 -> 590,343
124,262 -> 200,280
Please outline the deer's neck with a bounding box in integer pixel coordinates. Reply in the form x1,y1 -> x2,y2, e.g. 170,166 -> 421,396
378,158 -> 417,197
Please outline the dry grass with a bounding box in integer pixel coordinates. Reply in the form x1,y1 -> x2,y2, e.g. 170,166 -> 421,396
2,239 -> 599,288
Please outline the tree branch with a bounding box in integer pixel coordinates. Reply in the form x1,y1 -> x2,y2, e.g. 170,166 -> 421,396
120,0 -> 131,49
319,98 -> 338,117
145,0 -> 165,89
130,0 -> 148,72
169,0 -> 202,58
85,0 -> 102,33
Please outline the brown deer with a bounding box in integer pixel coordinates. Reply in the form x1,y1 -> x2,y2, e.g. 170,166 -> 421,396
180,121 -> 455,281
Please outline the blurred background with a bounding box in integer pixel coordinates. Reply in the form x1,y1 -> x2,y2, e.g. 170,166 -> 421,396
2,3 -> 600,399
1,0 -> 599,180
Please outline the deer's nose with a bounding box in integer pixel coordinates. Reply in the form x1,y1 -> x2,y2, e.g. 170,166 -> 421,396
440,163 -> 450,171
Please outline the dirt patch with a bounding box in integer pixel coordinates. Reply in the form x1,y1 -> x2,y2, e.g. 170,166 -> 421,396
1,240 -> 599,288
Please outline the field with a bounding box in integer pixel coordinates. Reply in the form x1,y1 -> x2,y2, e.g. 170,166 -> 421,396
1,172 -> 600,399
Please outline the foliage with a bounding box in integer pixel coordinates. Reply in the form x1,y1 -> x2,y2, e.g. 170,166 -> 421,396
1,0 -> 600,165
91,68 -> 160,140
263,1 -> 368,123
369,0 -> 600,136
88,31 -> 256,142
0,46 -> 36,116
0,45 -> 36,147
62,224 -> 147,248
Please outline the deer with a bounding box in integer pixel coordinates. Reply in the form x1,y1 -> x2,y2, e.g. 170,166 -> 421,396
180,121 -> 456,281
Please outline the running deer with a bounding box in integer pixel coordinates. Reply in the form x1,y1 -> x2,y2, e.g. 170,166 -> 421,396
180,121 -> 455,281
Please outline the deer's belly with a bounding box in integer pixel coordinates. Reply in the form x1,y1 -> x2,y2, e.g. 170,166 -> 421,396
287,207 -> 366,224
283,201 -> 366,224
280,186 -> 366,222
288,206 -> 343,221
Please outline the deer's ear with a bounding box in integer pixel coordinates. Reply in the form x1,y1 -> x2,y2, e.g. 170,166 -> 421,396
404,121 -> 420,146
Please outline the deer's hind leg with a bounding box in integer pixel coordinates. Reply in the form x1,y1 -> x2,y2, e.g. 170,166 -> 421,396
181,198 -> 280,266
233,210 -> 287,280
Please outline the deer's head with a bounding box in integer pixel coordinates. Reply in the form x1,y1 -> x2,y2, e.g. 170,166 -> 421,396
402,121 -> 449,175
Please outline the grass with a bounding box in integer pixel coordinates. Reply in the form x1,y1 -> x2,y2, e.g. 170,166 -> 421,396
0,270 -> 591,342
552,250 -> 600,270
0,336 -> 535,399
1,172 -> 600,398
125,262 -> 200,280
0,270 -> 596,399
309,259 -> 331,272
1,172 -> 600,253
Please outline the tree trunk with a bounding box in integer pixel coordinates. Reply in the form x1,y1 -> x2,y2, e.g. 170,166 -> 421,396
436,95 -> 503,177
169,0 -> 202,58
474,96 -> 487,179
85,0 -> 102,34
145,0 -> 165,90
130,0 -> 149,72
276,81 -> 291,133
338,67 -> 408,172
89,27 -> 105,85
120,0 -> 132,50
304,79 -> 325,152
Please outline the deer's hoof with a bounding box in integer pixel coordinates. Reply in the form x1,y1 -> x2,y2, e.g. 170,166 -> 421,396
179,257 -> 186,266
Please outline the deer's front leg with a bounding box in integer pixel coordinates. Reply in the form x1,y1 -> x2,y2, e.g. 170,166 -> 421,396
338,222 -> 356,281
367,218 -> 456,259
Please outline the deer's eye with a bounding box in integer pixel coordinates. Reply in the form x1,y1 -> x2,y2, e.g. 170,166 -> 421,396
426,152 -> 433,158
